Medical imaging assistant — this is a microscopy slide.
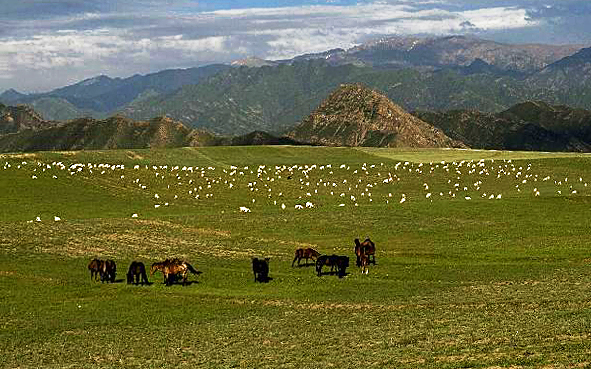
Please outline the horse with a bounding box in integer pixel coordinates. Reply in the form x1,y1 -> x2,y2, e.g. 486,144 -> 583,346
316,255 -> 349,278
252,257 -> 270,282
292,248 -> 320,267
88,258 -> 102,281
126,261 -> 149,285
150,258 -> 200,286
355,238 -> 376,267
150,258 -> 181,283
100,259 -> 117,283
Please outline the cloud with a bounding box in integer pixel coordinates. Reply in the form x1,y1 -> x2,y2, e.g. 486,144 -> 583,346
0,1 -> 568,92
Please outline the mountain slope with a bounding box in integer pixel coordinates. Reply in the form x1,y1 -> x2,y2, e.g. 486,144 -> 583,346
414,101 -> 591,152
0,116 -> 201,152
0,103 -> 55,134
289,84 -> 464,148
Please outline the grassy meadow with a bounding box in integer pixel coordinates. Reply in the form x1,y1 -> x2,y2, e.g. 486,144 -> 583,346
1,146 -> 591,368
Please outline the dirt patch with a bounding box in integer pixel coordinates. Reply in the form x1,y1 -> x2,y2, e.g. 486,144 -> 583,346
126,151 -> 144,160
0,153 -> 38,159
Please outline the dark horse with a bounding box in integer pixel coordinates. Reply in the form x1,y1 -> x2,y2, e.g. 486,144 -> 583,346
126,261 -> 150,285
252,257 -> 270,282
88,258 -> 116,283
101,259 -> 117,283
150,258 -> 200,286
316,255 -> 349,278
355,238 -> 376,269
292,248 -> 320,267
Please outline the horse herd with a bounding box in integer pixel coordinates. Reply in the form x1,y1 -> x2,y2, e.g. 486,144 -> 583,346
87,258 -> 201,286
252,237 -> 375,282
88,238 -> 376,286
290,237 -> 376,279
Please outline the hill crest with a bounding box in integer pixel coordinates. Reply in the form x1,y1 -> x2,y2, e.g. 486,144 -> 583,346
289,84 -> 465,148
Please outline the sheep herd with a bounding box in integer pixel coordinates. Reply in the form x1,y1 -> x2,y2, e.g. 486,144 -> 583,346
6,156 -> 588,225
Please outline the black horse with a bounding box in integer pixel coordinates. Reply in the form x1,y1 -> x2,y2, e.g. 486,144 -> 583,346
252,257 -> 270,283
316,255 -> 349,278
126,261 -> 150,285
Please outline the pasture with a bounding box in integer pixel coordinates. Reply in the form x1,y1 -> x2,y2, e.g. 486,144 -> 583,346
1,146 -> 591,368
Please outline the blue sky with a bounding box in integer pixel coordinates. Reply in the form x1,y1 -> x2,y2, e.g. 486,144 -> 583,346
0,0 -> 590,93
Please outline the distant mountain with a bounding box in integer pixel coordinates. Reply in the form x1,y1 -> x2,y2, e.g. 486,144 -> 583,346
0,64 -> 231,120
231,57 -> 278,68
327,35 -> 582,73
1,35 -> 589,136
0,89 -> 27,104
525,47 -> 591,108
289,84 -> 464,148
414,101 -> 591,152
121,60 -> 366,135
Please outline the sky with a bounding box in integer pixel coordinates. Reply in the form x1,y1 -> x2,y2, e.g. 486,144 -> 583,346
0,0 -> 590,93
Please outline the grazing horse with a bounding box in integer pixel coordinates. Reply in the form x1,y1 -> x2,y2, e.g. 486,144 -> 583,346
150,258 -> 200,286
88,259 -> 102,281
292,248 -> 320,267
355,238 -> 376,267
126,261 -> 149,285
100,259 -> 117,283
252,257 -> 270,282
316,255 -> 349,278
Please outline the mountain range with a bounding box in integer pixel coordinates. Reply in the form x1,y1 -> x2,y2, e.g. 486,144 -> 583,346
2,35 -> 590,137
4,84 -> 591,153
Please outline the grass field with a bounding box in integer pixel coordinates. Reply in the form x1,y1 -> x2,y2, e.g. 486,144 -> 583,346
1,146 -> 591,368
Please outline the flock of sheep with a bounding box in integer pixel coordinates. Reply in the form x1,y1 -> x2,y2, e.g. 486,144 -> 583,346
6,156 -> 587,223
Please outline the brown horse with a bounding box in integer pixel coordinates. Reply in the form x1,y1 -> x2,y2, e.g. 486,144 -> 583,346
151,258 -> 200,286
355,238 -> 376,264
316,255 -> 349,278
88,258 -> 116,282
127,261 -> 149,285
355,238 -> 375,274
88,259 -> 102,281
292,248 -> 320,267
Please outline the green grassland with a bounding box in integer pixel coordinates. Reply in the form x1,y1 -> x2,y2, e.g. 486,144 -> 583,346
1,146 -> 591,368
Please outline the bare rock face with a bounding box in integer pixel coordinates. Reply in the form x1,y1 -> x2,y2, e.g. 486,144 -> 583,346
289,84 -> 466,148
0,104 -> 50,134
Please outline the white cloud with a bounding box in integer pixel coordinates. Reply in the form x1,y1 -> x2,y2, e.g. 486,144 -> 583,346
0,2 -> 544,92
245,5 -> 537,59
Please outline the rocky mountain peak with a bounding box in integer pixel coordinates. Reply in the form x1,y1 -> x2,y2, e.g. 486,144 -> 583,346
289,84 -> 465,148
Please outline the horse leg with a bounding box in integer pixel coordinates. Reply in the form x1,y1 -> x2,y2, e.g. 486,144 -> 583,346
292,256 -> 298,267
